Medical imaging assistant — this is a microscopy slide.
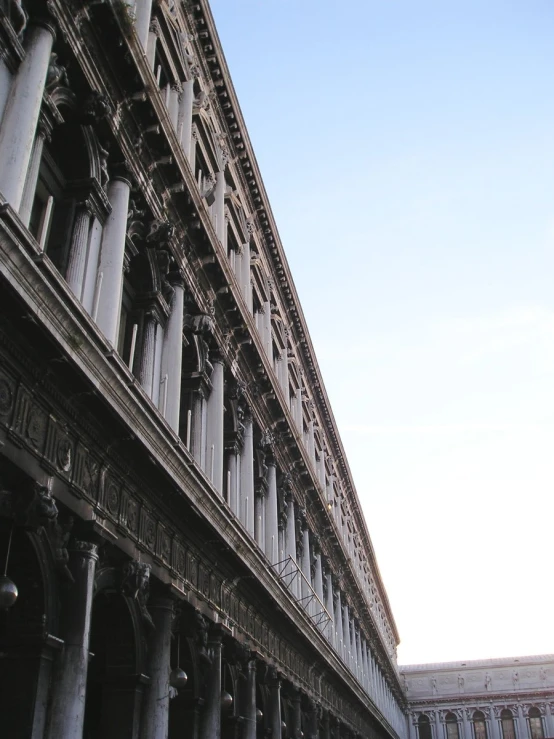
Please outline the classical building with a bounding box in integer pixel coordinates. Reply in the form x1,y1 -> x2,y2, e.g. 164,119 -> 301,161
402,656 -> 554,739
0,0 -> 405,737
0,1 -> 552,739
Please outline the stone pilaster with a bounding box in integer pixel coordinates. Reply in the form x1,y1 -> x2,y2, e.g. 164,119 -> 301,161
205,355 -> 225,493
66,204 -> 92,301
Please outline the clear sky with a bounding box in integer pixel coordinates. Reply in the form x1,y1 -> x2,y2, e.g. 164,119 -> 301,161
209,1 -> 554,665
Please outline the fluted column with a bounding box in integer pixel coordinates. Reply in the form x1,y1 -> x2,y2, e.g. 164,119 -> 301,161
268,671 -> 282,739
265,460 -> 278,562
95,174 -> 131,345
66,205 -> 92,300
240,411 -> 255,536
200,625 -> 225,739
139,312 -> 159,398
0,22 -> 55,210
47,540 -> 98,739
81,218 -> 103,315
19,123 -> 48,226
139,597 -> 173,739
160,275 -> 184,432
244,656 -> 257,739
179,79 -> 195,161
226,450 -> 239,513
206,356 -> 224,493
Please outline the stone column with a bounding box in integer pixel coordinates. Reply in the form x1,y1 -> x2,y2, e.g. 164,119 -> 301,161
435,711 -> 443,739
342,603 -> 351,670
265,460 -> 278,562
180,79 -> 194,161
0,57 -> 12,124
19,122 -> 48,227
324,568 -> 334,645
488,709 -> 500,739
544,705 -> 554,738
66,204 -> 92,300
243,656 -> 257,739
206,355 -> 224,493
335,590 -> 344,659
517,706 -> 528,739
226,450 -> 238,513
284,492 -> 298,593
95,173 -> 132,345
160,275 -> 184,432
301,524 -> 312,613
46,540 -> 98,739
190,388 -> 205,463
240,411 -> 255,536
290,689 -> 302,739
214,170 -> 226,243
81,217 -> 103,315
254,487 -> 265,552
200,625 -> 225,739
0,22 -> 55,211
362,639 -> 371,694
135,0 -> 153,49
313,547 -> 324,617
146,18 -> 159,70
139,312 -> 158,398
462,709 -> 472,739
408,715 -> 418,739
168,83 -> 180,130
356,627 -> 363,685
139,597 -> 174,739
268,671 -> 282,739
322,711 -> 331,739
241,242 -> 252,311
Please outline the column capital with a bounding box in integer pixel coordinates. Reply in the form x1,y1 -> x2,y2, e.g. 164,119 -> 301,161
69,540 -> 99,560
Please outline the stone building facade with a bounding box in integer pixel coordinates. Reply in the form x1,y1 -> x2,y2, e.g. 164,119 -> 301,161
402,657 -> 554,739
0,0 -> 405,737
0,1 -> 552,739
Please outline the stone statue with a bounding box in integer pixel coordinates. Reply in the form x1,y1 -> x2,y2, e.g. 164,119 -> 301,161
485,673 -> 491,691
121,561 -> 155,631
431,676 -> 437,694
458,674 -> 464,691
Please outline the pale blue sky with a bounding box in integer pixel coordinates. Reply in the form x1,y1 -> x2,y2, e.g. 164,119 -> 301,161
210,1 -> 554,664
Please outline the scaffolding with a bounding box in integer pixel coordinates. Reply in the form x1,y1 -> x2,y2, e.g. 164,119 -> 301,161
269,556 -> 333,629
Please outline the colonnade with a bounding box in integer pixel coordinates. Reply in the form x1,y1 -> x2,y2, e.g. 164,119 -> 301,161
413,706 -> 554,739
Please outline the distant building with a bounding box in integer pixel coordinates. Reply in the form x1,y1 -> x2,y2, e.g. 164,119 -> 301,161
402,656 -> 554,739
0,0 -> 551,738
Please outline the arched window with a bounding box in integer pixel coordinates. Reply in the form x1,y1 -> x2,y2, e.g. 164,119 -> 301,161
418,714 -> 432,739
501,710 -> 516,739
473,711 -> 488,739
528,707 -> 544,739
446,712 -> 460,739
